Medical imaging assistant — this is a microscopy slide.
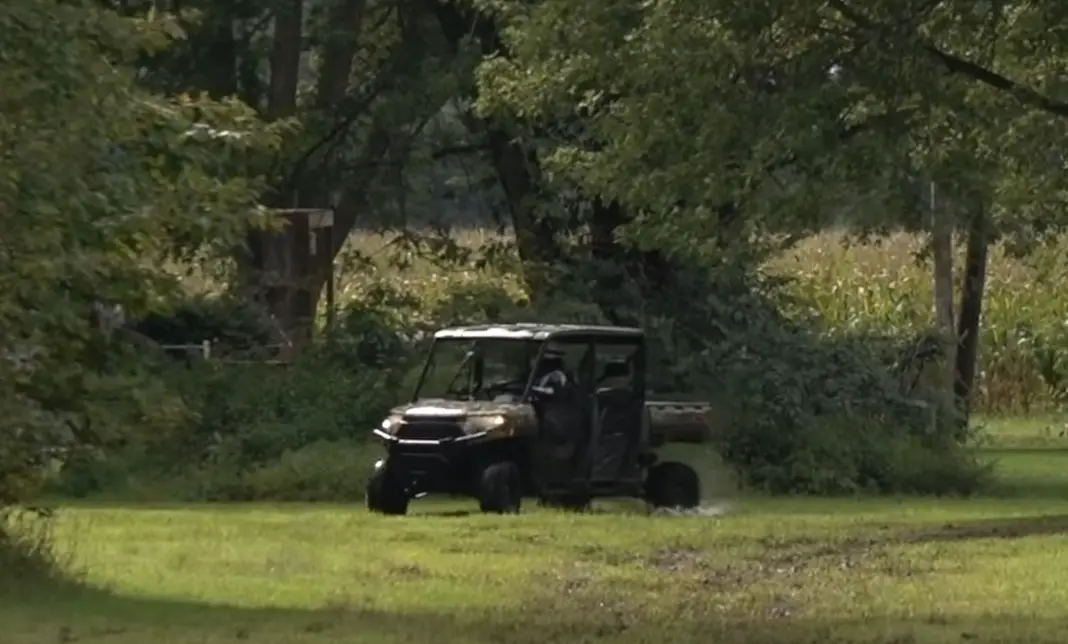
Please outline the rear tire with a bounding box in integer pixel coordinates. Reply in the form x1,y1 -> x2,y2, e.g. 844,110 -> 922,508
644,461 -> 700,510
366,464 -> 409,515
478,461 -> 522,514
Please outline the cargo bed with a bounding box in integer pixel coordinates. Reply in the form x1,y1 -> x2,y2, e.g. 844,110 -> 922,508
645,400 -> 713,444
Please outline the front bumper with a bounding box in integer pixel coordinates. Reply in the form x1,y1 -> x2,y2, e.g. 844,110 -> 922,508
372,427 -> 488,446
372,429 -> 491,495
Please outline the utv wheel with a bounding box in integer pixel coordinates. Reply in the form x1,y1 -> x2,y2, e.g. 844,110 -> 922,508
366,465 -> 409,515
644,461 -> 700,510
478,461 -> 522,514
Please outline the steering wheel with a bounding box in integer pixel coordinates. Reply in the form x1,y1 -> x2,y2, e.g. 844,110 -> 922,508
480,379 -> 527,400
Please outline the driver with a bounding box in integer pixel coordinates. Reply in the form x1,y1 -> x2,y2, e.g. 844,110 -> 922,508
490,349 -> 571,401
533,350 -> 569,392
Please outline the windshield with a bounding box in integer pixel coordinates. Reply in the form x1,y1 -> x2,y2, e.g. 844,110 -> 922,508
414,338 -> 538,401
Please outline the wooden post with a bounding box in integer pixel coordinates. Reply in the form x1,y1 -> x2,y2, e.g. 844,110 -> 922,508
325,221 -> 336,334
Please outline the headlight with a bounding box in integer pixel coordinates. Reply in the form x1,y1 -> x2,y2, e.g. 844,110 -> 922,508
465,414 -> 506,431
380,414 -> 403,431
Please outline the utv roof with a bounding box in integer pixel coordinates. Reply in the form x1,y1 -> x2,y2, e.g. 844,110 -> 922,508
433,323 -> 644,341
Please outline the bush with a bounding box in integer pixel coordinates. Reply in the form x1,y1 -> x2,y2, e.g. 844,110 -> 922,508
627,256 -> 990,495
194,440 -> 380,501
716,408 -> 990,495
53,403 -> 387,502
131,293 -> 276,354
51,288 -> 422,502
705,322 -> 990,494
54,354 -> 399,500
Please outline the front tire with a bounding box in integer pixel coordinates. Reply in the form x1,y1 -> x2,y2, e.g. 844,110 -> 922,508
478,461 -> 522,514
644,461 -> 700,510
366,464 -> 409,515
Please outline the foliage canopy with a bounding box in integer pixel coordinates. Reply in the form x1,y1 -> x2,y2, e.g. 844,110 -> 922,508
0,0 -> 281,508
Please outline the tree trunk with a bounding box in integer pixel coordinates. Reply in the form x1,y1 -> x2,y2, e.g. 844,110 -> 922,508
483,127 -> 558,294
588,197 -> 677,323
195,16 -> 239,100
294,0 -> 370,339
243,0 -> 376,352
242,0 -> 306,354
269,0 -> 448,343
266,0 -> 302,121
434,1 -> 561,299
317,0 -> 367,109
953,204 -> 989,424
929,181 -> 957,434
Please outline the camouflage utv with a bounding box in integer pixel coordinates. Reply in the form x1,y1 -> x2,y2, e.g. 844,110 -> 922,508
366,323 -> 712,514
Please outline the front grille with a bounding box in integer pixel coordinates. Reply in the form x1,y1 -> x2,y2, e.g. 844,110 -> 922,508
397,418 -> 465,440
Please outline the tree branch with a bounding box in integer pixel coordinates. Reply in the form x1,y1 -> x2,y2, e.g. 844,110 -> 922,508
923,45 -> 1068,118
277,36 -> 420,198
828,0 -> 1068,119
431,142 -> 491,160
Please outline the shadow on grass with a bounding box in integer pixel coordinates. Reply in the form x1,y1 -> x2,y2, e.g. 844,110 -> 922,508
5,585 -> 501,643
984,447 -> 1068,498
7,581 -> 1068,644
0,509 -> 84,600
6,509 -> 1068,643
767,513 -> 1068,553
901,513 -> 1068,543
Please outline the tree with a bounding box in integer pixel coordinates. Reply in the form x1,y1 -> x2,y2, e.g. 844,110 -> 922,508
114,0 -> 478,346
0,0 -> 279,509
473,0 -> 1068,416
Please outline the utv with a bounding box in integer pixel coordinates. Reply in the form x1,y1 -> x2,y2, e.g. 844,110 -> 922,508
366,323 -> 713,515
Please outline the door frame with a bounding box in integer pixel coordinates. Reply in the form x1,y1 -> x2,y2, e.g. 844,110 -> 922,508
588,335 -> 647,490
528,333 -> 647,496
527,335 -> 596,493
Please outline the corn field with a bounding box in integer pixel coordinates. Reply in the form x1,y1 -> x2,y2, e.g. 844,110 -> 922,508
772,232 -> 1068,415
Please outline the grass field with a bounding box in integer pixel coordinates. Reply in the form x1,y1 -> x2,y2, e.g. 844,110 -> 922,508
5,417 -> 1068,643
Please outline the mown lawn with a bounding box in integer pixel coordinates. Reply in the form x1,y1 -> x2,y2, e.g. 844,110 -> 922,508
5,417 -> 1068,644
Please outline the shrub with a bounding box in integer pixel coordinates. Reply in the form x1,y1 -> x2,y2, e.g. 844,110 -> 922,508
49,357 -> 399,501
631,257 -> 989,495
51,288 -> 421,501
708,320 -> 989,494
339,228 -> 1068,415
131,293 -> 275,354
218,440 -> 379,501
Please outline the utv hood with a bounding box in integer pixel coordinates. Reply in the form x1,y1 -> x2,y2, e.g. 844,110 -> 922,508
375,399 -> 533,441
390,400 -> 524,418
